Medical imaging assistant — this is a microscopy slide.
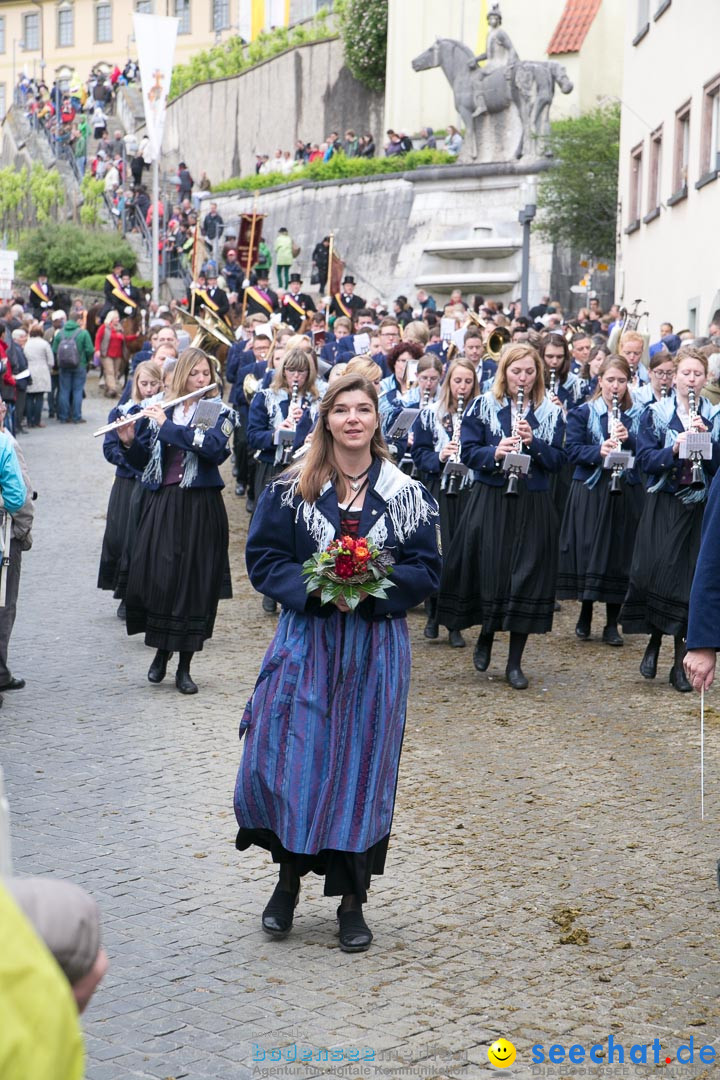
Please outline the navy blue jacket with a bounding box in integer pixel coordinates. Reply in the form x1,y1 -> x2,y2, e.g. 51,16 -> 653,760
460,393 -> 566,491
122,404 -> 232,489
687,471 -> 720,648
247,389 -> 314,464
246,457 -> 441,620
635,399 -> 720,493
565,401 -> 641,486
103,404 -> 142,479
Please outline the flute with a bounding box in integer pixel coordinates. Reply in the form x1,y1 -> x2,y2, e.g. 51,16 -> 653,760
92,384 -> 218,437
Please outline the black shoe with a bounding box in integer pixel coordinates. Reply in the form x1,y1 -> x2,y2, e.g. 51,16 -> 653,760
262,882 -> 300,938
602,625 -> 624,646
0,677 -> 24,691
235,483 -> 246,497
147,650 -> 171,684
473,633 -> 493,672
575,620 -> 591,640
505,666 -> 529,690
448,630 -> 466,648
246,498 -> 256,514
423,616 -> 439,639
640,641 -> 659,679
669,665 -> 692,693
116,601 -> 126,620
262,595 -> 277,614
176,669 -> 198,695
337,906 -> 373,952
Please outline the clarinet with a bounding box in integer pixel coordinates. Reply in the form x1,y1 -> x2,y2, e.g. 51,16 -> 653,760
442,394 -> 465,496
660,385 -> 668,398
505,386 -> 525,496
548,370 -> 557,396
281,384 -> 300,466
688,388 -> 705,489
609,391 -> 623,495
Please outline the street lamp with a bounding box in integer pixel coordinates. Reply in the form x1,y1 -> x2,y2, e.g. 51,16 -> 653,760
518,176 -> 538,317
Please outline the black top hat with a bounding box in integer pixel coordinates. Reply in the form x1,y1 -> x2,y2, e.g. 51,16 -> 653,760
254,266 -> 269,279
289,273 -> 302,284
342,275 -> 356,285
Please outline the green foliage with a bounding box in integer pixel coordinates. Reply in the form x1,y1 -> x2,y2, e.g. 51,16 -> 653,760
74,273 -> 150,292
79,174 -> 106,227
16,225 -> 137,284
339,0 -> 387,93
212,149 -> 455,193
169,13 -> 337,100
0,164 -> 66,241
536,104 -> 620,262
28,167 -> 65,226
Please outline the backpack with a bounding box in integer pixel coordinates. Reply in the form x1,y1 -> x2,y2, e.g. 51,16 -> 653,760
57,328 -> 82,370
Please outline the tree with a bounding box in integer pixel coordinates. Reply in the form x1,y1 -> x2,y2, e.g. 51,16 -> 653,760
339,0 -> 388,94
535,104 -> 620,263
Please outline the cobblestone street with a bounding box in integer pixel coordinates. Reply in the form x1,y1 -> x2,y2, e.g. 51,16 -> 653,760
3,378 -> 720,1080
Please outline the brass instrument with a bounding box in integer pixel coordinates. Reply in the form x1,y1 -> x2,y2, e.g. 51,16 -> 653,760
92,383 -> 218,437
687,388 -> 705,489
609,392 -> 623,495
441,394 -> 467,496
607,299 -> 650,357
504,386 -> 526,496
485,325 -> 511,361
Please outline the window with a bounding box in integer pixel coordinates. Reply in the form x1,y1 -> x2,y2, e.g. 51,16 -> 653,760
136,1 -> 154,12
628,142 -> 643,228
634,0 -> 649,42
645,125 -> 662,218
175,0 -> 191,34
0,17 -> 5,55
213,0 -> 230,31
700,74 -> 720,180
57,4 -> 74,48
96,1 -> 112,42
0,85 -> 6,122
23,12 -> 40,51
672,101 -> 691,196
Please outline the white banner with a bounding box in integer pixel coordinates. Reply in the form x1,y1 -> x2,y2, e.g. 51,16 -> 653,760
133,12 -> 179,162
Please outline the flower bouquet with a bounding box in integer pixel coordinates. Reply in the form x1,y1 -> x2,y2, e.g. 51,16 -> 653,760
301,535 -> 395,611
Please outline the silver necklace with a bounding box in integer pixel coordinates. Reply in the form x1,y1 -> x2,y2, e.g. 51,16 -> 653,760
342,465 -> 371,492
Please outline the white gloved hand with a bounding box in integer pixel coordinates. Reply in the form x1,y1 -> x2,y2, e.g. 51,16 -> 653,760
242,278 -> 250,289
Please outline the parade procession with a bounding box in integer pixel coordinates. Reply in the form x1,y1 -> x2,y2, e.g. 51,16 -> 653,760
4,1 -> 720,1078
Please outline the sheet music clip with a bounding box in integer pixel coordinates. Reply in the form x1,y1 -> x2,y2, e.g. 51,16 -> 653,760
680,432 -> 712,460
274,427 -> 296,446
603,450 -> 635,471
387,408 -> 420,441
192,400 -> 224,430
502,452 -> 531,476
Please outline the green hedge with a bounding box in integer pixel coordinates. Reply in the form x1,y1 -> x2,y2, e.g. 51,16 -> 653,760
73,273 -> 151,292
212,149 -> 455,193
339,0 -> 387,93
17,225 -> 137,284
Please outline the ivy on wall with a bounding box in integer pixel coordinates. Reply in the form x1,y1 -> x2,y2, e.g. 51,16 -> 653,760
339,0 -> 388,94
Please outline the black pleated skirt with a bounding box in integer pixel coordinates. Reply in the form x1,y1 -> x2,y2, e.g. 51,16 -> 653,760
420,474 -> 470,559
97,476 -> 135,591
437,482 -> 560,634
235,827 -> 389,904
113,482 -> 150,601
557,475 -> 644,604
620,490 -> 704,635
125,485 -> 231,651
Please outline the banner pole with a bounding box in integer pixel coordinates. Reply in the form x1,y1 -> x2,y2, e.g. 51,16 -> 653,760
152,159 -> 159,304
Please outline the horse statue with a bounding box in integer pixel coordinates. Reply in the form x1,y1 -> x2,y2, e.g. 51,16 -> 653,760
411,38 -> 573,161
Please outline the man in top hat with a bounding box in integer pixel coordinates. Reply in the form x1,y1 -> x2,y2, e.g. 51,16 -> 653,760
28,270 -> 55,321
280,273 -> 316,332
188,268 -> 230,324
329,274 -> 366,320
100,260 -> 126,320
114,270 -> 142,318
239,267 -> 279,318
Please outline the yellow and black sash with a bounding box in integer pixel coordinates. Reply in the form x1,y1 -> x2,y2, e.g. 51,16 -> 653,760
334,292 -> 352,318
30,282 -> 50,302
246,287 -> 274,315
194,288 -> 219,313
283,294 -> 307,319
107,274 -> 137,308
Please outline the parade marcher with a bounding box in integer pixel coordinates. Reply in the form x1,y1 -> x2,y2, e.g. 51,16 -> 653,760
378,341 -> 423,423
568,332 -> 592,375
579,342 -> 610,400
621,348 -> 720,691
191,268 -> 230,325
98,361 -> 162,613
412,358 -> 478,646
437,345 -> 566,688
28,270 -> 55,321
100,262 -> 129,320
557,355 -> 644,645
329,275 -> 366,321
239,268 -> 279,318
247,348 -> 324,613
227,325 -> 273,508
685,451 -> 720,693
540,333 -> 585,411
631,349 -> 676,407
619,330 -> 650,386
280,274 -> 316,332
234,373 -> 441,951
118,348 -> 236,694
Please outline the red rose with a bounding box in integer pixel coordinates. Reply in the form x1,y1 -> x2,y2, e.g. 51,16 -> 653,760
334,554 -> 355,579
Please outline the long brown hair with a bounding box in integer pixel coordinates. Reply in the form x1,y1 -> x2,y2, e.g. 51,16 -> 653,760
131,360 -> 162,403
591,355 -> 634,411
170,347 -> 214,398
437,359 -> 479,419
270,347 -> 319,398
491,344 -> 546,408
288,374 -> 391,504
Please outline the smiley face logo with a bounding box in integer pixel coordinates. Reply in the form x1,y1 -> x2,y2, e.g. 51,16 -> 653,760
488,1039 -> 516,1068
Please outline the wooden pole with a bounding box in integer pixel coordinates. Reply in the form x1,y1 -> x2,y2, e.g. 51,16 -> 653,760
326,230 -> 334,315
240,193 -> 259,325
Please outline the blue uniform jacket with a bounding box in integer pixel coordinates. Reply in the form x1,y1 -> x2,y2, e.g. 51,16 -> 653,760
412,406 -> 451,478
635,398 -> 720,493
687,471 -> 720,648
247,388 -> 315,465
565,401 -> 641,486
246,457 -> 441,621
122,404 -> 233,489
460,392 -> 566,491
103,405 -> 142,479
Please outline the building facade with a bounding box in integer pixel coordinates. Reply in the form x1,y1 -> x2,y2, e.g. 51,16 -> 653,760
617,0 -> 720,333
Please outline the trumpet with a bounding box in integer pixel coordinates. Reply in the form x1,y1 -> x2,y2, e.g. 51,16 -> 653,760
687,388 -> 705,489
505,386 -> 525,496
609,392 -> 623,495
441,394 -> 466,496
92,384 -> 218,437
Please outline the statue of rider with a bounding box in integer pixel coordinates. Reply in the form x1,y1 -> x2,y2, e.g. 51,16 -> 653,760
467,3 -> 519,118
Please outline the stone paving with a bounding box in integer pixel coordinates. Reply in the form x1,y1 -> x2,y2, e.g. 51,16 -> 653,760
3,376 -> 720,1080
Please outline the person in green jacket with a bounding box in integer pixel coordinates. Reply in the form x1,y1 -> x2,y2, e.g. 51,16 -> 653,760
52,318 -> 95,424
274,226 -> 294,290
256,238 -> 272,276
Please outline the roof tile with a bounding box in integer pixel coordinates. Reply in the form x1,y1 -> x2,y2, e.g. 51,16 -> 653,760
547,0 -> 602,55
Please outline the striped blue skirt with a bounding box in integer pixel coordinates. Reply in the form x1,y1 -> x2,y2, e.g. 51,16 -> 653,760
234,608 -> 411,856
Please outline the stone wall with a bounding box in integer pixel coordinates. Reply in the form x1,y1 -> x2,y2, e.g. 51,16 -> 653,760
159,37 -> 385,184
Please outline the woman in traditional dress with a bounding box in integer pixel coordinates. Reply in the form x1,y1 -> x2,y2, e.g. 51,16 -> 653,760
557,355 -> 644,645
540,333 -> 585,412
631,349 -> 676,407
118,348 -> 236,694
621,347 -> 720,690
234,374 -> 440,951
378,341 -> 423,423
579,342 -> 610,400
412,358 -> 478,646
98,360 -> 162,615
437,345 -> 566,688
